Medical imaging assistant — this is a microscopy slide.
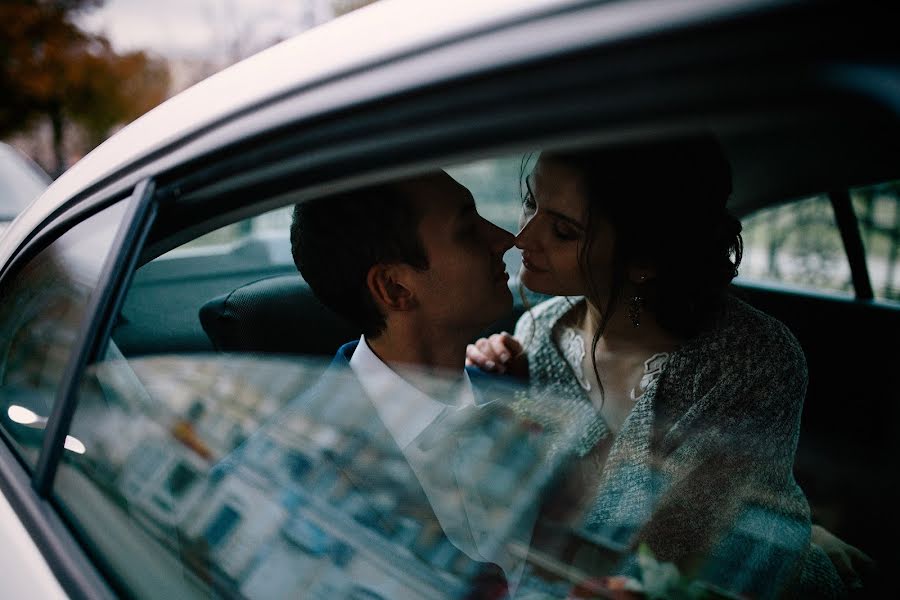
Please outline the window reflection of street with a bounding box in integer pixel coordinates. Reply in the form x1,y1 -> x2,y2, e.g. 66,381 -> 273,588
56,354 -> 585,599
48,345 -> 832,599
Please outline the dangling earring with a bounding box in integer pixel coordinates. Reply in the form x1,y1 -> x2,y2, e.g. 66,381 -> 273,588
628,274 -> 647,328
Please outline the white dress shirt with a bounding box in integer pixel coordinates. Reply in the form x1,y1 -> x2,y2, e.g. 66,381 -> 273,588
348,335 -> 475,449
348,335 -> 527,593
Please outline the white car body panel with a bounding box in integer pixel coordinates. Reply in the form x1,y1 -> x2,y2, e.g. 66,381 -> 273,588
1,492 -> 68,599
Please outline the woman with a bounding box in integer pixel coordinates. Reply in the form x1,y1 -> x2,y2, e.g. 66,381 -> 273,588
466,136 -> 848,597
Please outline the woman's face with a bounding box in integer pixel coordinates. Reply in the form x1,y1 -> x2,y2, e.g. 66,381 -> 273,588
515,156 -> 616,298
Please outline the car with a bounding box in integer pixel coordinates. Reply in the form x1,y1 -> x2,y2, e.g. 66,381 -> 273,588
0,141 -> 50,238
0,0 -> 898,598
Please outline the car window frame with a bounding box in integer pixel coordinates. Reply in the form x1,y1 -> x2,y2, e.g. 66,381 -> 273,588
31,179 -> 157,495
0,181 -> 157,600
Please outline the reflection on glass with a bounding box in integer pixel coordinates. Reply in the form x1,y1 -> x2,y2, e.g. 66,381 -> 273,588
0,200 -> 128,467
50,349 -> 837,599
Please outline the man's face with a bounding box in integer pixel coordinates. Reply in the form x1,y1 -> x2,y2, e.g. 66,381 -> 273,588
404,172 -> 514,336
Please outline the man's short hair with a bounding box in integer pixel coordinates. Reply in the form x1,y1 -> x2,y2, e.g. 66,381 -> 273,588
290,182 -> 429,338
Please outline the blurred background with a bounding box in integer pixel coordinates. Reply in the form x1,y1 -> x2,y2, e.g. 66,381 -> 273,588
1,0 -> 377,179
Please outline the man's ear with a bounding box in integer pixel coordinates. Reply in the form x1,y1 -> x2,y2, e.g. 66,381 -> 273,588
367,264 -> 418,312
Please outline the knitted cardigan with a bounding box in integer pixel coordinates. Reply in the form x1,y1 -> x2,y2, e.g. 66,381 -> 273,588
513,294 -> 844,598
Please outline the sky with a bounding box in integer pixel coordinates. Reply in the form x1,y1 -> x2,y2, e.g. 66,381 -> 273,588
77,0 -> 334,59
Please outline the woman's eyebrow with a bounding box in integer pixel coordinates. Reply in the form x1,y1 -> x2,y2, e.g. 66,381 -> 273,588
545,208 -> 586,230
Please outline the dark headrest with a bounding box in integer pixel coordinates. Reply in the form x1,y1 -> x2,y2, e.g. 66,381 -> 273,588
199,274 -> 359,356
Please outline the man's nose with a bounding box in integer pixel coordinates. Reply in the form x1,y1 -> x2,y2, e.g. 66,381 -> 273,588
490,223 -> 515,254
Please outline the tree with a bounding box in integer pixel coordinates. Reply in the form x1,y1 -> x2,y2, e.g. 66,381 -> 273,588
64,39 -> 170,148
1,1 -> 169,175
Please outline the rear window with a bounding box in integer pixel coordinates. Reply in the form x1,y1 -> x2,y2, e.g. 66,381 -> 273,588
738,179 -> 900,302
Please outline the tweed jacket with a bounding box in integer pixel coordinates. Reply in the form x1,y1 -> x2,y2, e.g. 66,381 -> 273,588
513,294 -> 844,599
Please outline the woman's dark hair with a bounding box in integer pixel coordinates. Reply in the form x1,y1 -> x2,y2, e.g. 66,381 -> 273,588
537,133 -> 742,340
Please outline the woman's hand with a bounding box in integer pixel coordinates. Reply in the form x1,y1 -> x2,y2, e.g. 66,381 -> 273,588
811,524 -> 876,592
465,332 -> 528,378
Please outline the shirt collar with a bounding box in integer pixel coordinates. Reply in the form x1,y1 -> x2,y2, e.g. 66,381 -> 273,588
348,335 -> 475,449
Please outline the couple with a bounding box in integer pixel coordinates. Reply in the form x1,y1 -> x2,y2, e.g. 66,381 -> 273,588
289,135 -> 853,598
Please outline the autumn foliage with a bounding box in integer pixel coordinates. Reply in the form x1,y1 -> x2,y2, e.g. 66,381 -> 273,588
1,1 -> 170,175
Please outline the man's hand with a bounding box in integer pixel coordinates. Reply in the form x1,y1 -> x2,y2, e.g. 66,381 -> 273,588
466,332 -> 528,377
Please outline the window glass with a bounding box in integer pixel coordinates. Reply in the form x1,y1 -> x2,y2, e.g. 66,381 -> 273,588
167,205 -> 294,257
144,156 -> 534,277
852,180 -> 900,302
737,195 -> 853,296
0,201 -> 129,467
49,154 -> 887,600
56,353 -> 327,599
56,351 -> 571,599
447,155 -> 531,234
448,154 -> 535,275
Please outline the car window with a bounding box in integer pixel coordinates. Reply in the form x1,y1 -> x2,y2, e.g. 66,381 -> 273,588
852,180 -> 900,302
738,195 -> 853,297
158,205 -> 295,268
43,167 -> 816,600
55,349 -> 570,599
0,200 -> 130,468
448,154 -> 534,275
56,352 -> 328,599
738,179 -> 900,302
447,154 -> 531,234
142,154 -> 533,279
48,162 -> 599,599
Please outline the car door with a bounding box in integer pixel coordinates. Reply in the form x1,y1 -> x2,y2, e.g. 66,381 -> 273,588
1,1 -> 898,598
0,185 -> 149,600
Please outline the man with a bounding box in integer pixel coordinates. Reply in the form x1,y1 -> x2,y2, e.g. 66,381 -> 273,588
283,171 -> 570,598
290,171 -> 515,377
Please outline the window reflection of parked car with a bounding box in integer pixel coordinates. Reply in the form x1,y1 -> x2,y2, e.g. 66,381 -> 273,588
0,0 -> 898,599
0,142 -> 50,238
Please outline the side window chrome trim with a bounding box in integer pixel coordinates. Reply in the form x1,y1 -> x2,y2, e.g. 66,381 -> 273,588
32,178 -> 158,496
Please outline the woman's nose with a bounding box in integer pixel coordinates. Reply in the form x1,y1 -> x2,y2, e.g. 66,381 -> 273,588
515,217 -> 537,250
